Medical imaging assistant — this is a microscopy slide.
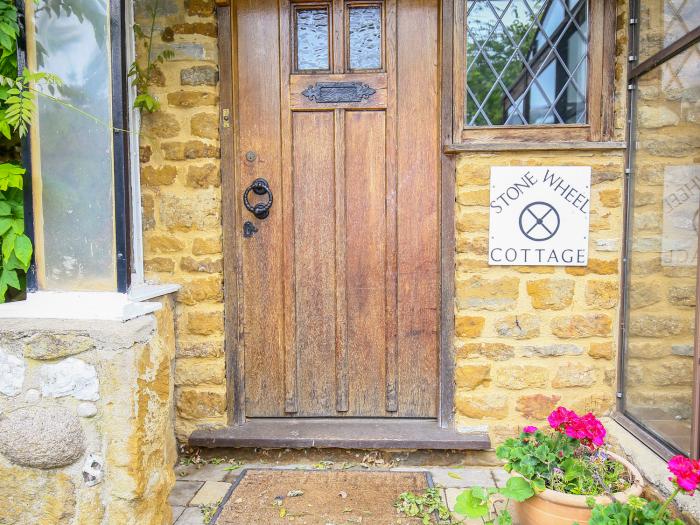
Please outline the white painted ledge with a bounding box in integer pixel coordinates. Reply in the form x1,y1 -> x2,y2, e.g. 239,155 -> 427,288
0,284 -> 180,322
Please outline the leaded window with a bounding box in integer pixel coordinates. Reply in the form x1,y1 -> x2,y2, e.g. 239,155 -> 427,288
465,0 -> 589,126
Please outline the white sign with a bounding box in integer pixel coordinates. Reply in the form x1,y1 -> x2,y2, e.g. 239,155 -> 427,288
489,166 -> 591,266
661,165 -> 699,267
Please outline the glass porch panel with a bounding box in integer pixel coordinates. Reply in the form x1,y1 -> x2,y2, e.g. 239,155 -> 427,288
26,0 -> 117,291
638,0 -> 700,62
465,0 -> 588,126
623,45 -> 700,455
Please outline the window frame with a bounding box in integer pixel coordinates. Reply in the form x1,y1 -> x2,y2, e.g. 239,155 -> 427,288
451,0 -> 617,144
19,0 -> 133,294
616,0 -> 700,460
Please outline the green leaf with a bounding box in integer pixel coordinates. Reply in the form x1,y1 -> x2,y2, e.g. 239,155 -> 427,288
0,267 -> 20,301
453,489 -> 489,518
498,477 -> 535,502
2,230 -> 15,261
13,234 -> 31,268
447,471 -> 462,480
0,217 -> 11,236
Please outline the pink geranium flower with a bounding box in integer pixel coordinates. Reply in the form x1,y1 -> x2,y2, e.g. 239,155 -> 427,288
548,407 -> 578,431
668,455 -> 700,493
523,426 -> 537,434
548,407 -> 606,449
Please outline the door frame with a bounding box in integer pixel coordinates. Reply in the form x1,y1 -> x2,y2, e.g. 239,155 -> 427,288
216,0 -> 457,429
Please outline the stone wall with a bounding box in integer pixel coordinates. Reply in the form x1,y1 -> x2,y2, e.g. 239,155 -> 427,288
453,150 -> 626,442
135,0 -> 633,445
0,298 -> 177,525
135,0 -> 227,442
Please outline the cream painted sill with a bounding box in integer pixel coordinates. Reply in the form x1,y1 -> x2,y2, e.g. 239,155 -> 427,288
0,284 -> 179,322
605,418 -> 700,520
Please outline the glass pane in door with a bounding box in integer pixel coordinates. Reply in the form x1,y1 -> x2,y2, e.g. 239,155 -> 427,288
296,7 -> 330,71
348,6 -> 382,70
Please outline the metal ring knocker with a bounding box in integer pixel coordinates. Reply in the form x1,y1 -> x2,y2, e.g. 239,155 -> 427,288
243,178 -> 273,220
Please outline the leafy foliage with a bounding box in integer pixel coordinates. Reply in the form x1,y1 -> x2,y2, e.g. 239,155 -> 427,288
394,488 -> 453,525
585,497 -> 685,525
0,164 -> 30,301
128,0 -> 173,112
0,0 -> 31,302
453,476 -> 536,524
466,11 -> 536,125
496,427 -> 632,496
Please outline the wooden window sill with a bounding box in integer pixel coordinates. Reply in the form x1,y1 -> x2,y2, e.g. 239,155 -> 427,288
444,141 -> 627,154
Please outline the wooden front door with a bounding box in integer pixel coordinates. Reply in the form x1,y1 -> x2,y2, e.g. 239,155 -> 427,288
233,0 -> 440,418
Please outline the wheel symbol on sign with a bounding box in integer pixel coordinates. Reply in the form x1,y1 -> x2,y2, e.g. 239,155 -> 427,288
519,201 -> 561,242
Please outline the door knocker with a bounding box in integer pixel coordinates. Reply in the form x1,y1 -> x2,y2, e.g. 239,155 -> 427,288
243,178 -> 273,220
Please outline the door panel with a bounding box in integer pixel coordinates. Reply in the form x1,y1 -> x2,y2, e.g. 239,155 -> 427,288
292,111 -> 337,416
345,110 -> 388,415
234,0 -> 439,418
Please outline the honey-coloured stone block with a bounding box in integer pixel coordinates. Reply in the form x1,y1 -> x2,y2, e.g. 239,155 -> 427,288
456,276 -> 519,311
516,394 -> 561,419
455,392 -> 508,419
526,279 -> 575,310
455,315 -> 485,337
551,314 -> 612,338
456,364 -> 491,390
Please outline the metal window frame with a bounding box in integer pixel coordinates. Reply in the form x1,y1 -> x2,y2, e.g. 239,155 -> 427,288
18,0 -> 132,294
616,0 -> 700,460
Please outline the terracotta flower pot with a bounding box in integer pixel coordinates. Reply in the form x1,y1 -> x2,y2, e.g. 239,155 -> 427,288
514,451 -> 645,525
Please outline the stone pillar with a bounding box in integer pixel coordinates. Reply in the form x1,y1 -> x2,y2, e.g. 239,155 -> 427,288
0,297 -> 177,525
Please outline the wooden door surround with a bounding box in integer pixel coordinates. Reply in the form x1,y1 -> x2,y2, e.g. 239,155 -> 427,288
212,0 -> 462,440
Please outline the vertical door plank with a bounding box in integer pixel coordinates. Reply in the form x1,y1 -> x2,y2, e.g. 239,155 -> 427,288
345,110 -> 388,416
384,0 -> 399,413
293,111 -> 338,416
280,0 -> 299,414
238,0 -> 286,417
334,109 -> 349,413
396,0 -> 440,417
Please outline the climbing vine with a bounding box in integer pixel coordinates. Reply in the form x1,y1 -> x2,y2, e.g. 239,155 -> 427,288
0,0 -> 31,303
129,0 -> 173,112
0,0 -> 60,302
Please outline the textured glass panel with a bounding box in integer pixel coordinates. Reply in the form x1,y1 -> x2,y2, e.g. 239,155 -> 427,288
296,8 -> 330,71
28,0 -> 116,290
465,0 -> 588,126
349,6 -> 382,70
639,0 -> 700,62
622,45 -> 700,455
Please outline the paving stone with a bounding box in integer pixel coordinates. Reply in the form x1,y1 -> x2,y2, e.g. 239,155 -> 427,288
430,467 -> 495,488
189,481 -> 231,506
178,463 -> 239,482
168,480 -> 204,506
174,507 -> 206,525
171,506 -> 186,524
491,468 -> 511,487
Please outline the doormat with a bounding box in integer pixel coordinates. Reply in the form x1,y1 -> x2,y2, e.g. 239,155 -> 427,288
211,469 -> 433,524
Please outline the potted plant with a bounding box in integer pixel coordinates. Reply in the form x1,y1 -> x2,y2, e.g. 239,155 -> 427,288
454,407 -> 645,525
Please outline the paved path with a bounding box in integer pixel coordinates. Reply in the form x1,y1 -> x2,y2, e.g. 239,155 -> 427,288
169,463 -> 519,524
